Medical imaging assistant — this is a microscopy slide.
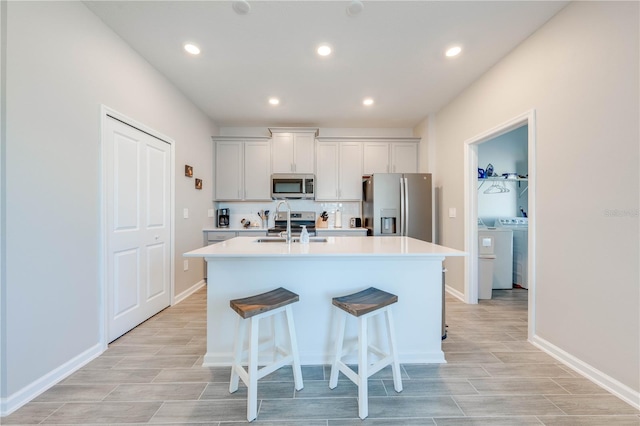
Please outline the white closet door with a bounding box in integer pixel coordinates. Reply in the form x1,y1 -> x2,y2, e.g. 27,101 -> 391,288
105,116 -> 171,342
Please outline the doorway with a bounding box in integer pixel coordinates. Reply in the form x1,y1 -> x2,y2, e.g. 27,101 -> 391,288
101,106 -> 175,344
464,110 -> 536,340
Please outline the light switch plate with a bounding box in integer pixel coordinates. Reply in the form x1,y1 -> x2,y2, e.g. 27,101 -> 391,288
183,259 -> 189,271
183,208 -> 189,219
207,209 -> 214,218
448,207 -> 457,218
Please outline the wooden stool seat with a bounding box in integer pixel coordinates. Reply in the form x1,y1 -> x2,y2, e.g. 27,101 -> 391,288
230,287 -> 299,318
332,287 -> 398,317
229,287 -> 303,422
329,287 -> 402,420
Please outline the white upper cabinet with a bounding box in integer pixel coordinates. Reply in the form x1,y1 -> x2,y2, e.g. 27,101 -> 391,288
362,140 -> 419,175
269,128 -> 318,174
315,141 -> 363,201
391,143 -> 419,173
363,142 -> 391,174
244,141 -> 271,200
213,137 -> 271,201
215,141 -> 243,200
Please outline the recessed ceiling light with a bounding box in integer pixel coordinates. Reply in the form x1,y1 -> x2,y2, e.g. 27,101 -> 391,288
184,43 -> 201,55
317,45 -> 332,56
445,46 -> 462,57
232,1 -> 251,15
346,0 -> 364,17
363,98 -> 374,106
268,98 -> 280,105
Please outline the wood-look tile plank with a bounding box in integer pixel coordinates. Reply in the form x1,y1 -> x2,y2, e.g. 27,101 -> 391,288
468,378 -> 570,395
537,415 -> 640,425
434,417 -> 543,425
149,400 -> 259,423
33,384 -> 118,402
453,395 -> 565,416
43,401 -> 162,424
105,383 -> 207,401
544,394 -> 640,415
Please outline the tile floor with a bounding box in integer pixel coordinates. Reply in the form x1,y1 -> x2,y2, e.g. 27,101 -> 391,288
4,287 -> 639,425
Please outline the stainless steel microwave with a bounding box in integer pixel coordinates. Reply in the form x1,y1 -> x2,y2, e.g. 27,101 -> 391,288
271,174 -> 315,199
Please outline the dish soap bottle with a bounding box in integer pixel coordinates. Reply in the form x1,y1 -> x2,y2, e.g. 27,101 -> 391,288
335,204 -> 342,228
300,225 -> 310,244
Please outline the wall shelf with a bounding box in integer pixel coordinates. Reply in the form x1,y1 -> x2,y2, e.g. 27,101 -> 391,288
478,177 -> 528,197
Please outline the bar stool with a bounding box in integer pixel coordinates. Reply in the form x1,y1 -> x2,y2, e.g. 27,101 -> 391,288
229,287 -> 304,422
329,287 -> 403,419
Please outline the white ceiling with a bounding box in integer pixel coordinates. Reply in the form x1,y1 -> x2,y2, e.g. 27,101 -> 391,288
85,1 -> 567,128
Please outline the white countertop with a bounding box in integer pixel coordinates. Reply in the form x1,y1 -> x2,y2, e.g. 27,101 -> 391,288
185,236 -> 466,258
202,227 -> 367,232
203,227 -> 267,232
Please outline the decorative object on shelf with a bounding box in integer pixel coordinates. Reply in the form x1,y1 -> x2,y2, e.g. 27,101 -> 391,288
195,178 -> 202,190
185,165 -> 193,177
478,168 -> 486,179
485,163 -> 494,177
241,218 -> 251,228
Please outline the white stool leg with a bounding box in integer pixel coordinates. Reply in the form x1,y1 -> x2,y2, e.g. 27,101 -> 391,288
357,315 -> 369,419
229,315 -> 245,393
329,309 -> 347,389
246,316 -> 260,422
385,308 -> 403,393
285,305 -> 304,391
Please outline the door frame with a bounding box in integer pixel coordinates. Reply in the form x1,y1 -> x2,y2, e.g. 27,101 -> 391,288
463,109 -> 536,339
99,105 -> 175,349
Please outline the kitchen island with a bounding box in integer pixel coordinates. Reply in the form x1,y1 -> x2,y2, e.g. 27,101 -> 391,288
184,236 -> 465,366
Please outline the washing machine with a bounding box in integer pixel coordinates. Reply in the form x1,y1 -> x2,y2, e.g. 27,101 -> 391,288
478,219 -> 513,290
496,218 -> 528,289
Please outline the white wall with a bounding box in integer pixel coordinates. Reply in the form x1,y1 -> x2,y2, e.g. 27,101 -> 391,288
422,1 -> 639,397
1,1 -> 216,413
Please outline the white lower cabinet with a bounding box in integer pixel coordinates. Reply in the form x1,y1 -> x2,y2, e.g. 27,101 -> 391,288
315,141 -> 363,201
205,230 -> 267,245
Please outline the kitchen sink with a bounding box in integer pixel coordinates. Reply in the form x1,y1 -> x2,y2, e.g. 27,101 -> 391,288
254,237 -> 328,243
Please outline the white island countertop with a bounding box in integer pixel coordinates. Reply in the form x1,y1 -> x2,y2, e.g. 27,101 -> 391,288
184,236 -> 466,258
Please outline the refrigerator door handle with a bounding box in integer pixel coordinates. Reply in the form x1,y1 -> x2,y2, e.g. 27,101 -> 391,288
404,177 -> 409,236
400,176 -> 405,236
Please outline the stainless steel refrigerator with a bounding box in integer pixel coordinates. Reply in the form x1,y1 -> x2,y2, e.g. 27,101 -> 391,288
363,173 -> 433,242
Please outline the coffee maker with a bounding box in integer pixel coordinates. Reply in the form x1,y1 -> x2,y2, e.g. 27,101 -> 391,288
216,208 -> 230,228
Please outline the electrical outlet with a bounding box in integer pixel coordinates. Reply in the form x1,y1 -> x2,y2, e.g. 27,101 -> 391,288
207,209 -> 214,218
183,259 -> 189,271
183,208 -> 189,219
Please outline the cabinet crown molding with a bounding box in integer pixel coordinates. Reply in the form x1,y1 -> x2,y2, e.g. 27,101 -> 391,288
211,136 -> 270,142
316,136 -> 420,143
268,127 -> 319,137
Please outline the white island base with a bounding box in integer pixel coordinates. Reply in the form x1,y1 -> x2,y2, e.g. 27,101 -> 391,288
184,236 -> 465,366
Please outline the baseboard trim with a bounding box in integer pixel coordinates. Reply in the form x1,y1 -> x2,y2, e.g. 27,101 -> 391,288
0,342 -> 103,417
445,284 -> 465,302
173,280 -> 206,305
531,334 -> 640,410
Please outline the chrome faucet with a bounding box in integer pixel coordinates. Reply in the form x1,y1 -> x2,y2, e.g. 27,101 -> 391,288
276,200 -> 292,243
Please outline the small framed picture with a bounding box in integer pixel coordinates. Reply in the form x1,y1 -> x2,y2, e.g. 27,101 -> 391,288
185,165 -> 193,177
195,178 -> 202,190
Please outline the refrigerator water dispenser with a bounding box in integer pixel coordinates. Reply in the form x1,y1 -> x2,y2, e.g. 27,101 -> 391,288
381,217 -> 396,234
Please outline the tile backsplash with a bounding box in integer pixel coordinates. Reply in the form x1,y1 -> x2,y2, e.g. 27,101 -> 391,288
214,200 -> 361,229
